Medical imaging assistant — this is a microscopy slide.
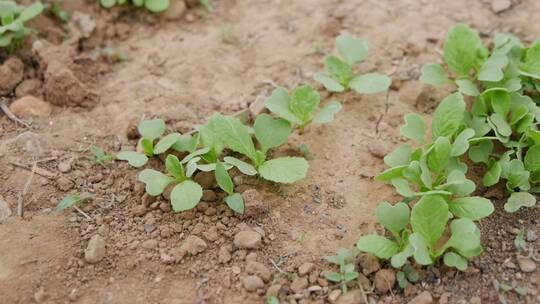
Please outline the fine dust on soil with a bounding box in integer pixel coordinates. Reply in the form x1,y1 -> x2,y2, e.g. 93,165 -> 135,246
0,0 -> 539,303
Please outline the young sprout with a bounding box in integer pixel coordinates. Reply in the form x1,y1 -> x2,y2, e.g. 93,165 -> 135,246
90,145 -> 114,164
117,119 -> 183,167
0,1 -> 44,52
324,248 -> 359,293
264,84 -> 342,132
100,0 -> 170,13
314,34 -> 391,94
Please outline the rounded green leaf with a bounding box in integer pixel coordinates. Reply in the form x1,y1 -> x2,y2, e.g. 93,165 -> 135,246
443,252 -> 468,271
138,119 -> 165,140
225,193 -> 244,214
18,2 -> 44,22
408,233 -> 432,265
258,157 -> 308,184
449,197 -> 494,220
384,144 -> 411,167
144,0 -> 169,12
325,55 -> 352,84
314,72 -> 345,92
504,192 -> 536,213
289,85 -> 320,124
117,151 -> 148,168
254,114 -> 291,152
100,0 -> 117,8
224,156 -> 257,176
170,180 -> 203,212
483,162 -> 501,187
411,195 -> 449,247
57,194 -> 82,211
154,133 -> 182,154
356,235 -> 399,259
265,87 -> 303,125
432,93 -> 465,139
376,201 -> 409,234
349,73 -> 391,94
445,218 -> 481,258
524,145 -> 540,172
451,128 -> 475,157
215,162 -> 233,194
138,169 -> 174,196
336,34 -> 369,65
456,79 -> 480,96
400,113 -> 426,144
420,63 -> 449,85
443,24 -> 484,75
313,101 -> 342,124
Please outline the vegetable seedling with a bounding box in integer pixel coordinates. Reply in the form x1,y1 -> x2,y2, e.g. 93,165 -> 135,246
207,113 -> 309,184
90,145 -> 114,164
265,84 -> 342,132
138,154 -> 203,212
117,119 -> 184,167
100,0 -> 169,13
57,193 -> 93,219
314,34 -> 391,94
324,248 -> 359,293
0,1 -> 44,52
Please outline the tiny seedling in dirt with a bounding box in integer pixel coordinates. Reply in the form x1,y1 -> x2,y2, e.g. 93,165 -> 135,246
314,34 -> 391,94
117,119 -> 184,167
514,229 -> 527,252
266,296 -> 279,304
396,263 -> 419,288
48,1 -> 69,23
100,0 -> 169,13
90,145 -> 114,164
265,84 -> 342,132
57,193 -> 93,219
324,248 -> 359,293
0,1 -> 44,52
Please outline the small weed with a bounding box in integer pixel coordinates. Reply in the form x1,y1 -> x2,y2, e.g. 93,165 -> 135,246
324,248 -> 359,293
90,145 -> 114,164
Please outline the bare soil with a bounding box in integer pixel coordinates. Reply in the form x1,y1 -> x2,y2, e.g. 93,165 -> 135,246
0,0 -> 539,303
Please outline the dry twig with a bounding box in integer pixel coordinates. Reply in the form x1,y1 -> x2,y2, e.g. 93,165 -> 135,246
17,161 -> 37,217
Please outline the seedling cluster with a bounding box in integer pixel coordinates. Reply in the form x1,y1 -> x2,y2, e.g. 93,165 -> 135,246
0,1 -> 44,52
355,24 -> 540,275
100,0 -> 170,13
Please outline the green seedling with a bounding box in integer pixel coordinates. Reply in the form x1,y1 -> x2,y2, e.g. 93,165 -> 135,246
265,84 -> 342,132
0,1 -> 44,52
357,93 -> 494,271
396,263 -> 419,288
49,2 -> 69,23
314,34 -> 391,94
57,193 -> 94,219
514,229 -> 527,252
90,145 -> 114,164
207,113 -> 309,184
138,154 -> 203,212
324,248 -> 359,293
117,119 -> 185,167
266,296 -> 279,304
100,0 -> 169,13
200,0 -> 213,12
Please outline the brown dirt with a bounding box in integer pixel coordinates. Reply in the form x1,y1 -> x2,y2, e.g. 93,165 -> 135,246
0,0 -> 539,303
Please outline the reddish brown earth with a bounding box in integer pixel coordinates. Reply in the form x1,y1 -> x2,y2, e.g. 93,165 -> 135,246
0,0 -> 539,303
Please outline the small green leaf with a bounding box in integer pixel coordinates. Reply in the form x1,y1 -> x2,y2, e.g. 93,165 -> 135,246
478,53 -> 508,82
456,79 -> 479,96
144,0 -> 170,12
258,157 -> 308,183
325,272 -> 342,282
420,63 -> 449,85
445,170 -> 475,197
349,73 -> 391,94
356,235 -> 399,259
210,114 -> 257,161
483,161 -> 501,187
138,169 -> 174,196
488,113 -> 512,137
138,119 -> 165,140
100,0 -> 117,8
165,154 -> 184,180
225,193 -> 244,214
289,85 -> 320,124
444,24 -> 484,75
384,145 -> 411,167
336,34 -> 369,65
427,136 -> 452,173
391,178 -> 415,197
451,128 -> 475,156
411,195 -> 449,247
117,151 -> 148,168
223,156 -> 257,176
325,55 -> 353,85
170,180 -> 203,212
408,233 -> 433,265
154,133 -> 182,154
313,101 -> 342,124
376,201 -> 409,234
504,192 -> 536,213
400,113 -> 426,143
445,218 -> 482,258
57,194 -> 82,211
265,87 -> 303,125
172,134 -> 199,153
254,114 -> 291,153
314,72 -> 345,92
432,93 -> 465,139
524,145 -> 540,172
443,252 -> 468,271
468,140 -> 493,165
449,197 -> 494,220
215,162 -> 234,194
